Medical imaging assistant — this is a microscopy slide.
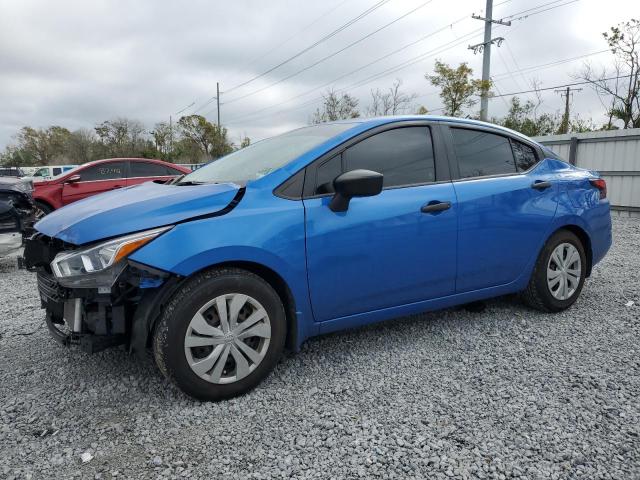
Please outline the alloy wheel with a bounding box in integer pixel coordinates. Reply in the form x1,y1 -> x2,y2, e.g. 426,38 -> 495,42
546,242 -> 582,301
183,293 -> 271,384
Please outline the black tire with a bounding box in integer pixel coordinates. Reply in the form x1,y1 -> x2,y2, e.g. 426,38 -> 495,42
521,229 -> 587,312
153,267 -> 286,401
35,200 -> 53,218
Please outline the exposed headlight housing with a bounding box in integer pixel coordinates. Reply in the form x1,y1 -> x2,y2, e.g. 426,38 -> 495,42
51,226 -> 172,288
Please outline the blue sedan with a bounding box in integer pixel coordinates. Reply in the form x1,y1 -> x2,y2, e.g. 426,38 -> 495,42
24,116 -> 612,400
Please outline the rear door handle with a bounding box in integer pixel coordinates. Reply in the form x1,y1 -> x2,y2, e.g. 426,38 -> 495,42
531,180 -> 552,190
421,201 -> 451,214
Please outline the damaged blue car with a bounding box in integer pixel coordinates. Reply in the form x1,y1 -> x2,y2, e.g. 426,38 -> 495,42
23,116 -> 612,400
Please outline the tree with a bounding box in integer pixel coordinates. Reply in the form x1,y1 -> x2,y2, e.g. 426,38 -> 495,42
416,106 -> 429,115
94,118 -> 149,158
66,129 -> 97,164
427,60 -> 491,117
496,96 -> 559,137
311,90 -> 359,123
579,19 -> 640,128
15,126 -> 71,165
177,115 -> 233,161
239,136 -> 251,149
366,79 -> 417,116
150,122 -> 174,159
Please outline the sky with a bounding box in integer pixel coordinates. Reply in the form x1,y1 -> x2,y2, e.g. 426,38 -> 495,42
0,0 -> 636,149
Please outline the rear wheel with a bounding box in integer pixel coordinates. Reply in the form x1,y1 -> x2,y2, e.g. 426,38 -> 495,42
153,268 -> 286,401
521,230 -> 586,312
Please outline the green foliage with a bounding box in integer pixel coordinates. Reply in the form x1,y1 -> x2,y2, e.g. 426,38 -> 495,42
495,97 -> 559,136
312,90 -> 359,123
177,115 -> 234,160
416,106 -> 429,115
427,60 -> 491,117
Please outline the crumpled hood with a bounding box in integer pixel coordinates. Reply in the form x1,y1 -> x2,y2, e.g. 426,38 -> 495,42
35,181 -> 240,245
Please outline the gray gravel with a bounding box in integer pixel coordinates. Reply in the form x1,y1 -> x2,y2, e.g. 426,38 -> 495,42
1,218 -> 639,480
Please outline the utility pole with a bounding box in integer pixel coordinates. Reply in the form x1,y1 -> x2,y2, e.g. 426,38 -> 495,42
555,86 -> 582,134
169,115 -> 173,158
469,0 -> 511,121
216,82 -> 221,128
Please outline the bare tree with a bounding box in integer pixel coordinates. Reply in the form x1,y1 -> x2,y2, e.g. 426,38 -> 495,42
311,89 -> 359,124
366,79 -> 417,116
578,19 -> 640,129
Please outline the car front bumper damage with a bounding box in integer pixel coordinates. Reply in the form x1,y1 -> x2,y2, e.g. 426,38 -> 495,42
24,234 -> 180,354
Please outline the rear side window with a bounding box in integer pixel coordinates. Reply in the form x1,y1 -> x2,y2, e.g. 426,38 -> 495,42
131,161 -> 175,178
511,139 -> 538,171
80,162 -> 126,181
342,127 -> 436,188
451,128 -> 516,178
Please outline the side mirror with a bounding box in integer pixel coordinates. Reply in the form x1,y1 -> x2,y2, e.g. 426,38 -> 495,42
330,169 -> 383,212
65,174 -> 81,184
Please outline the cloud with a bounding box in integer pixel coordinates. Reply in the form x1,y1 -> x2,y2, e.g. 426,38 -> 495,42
0,0 -> 635,149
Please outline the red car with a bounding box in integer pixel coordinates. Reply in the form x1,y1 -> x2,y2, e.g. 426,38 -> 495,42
33,158 -> 190,215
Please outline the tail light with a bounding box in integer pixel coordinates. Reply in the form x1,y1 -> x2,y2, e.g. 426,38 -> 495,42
590,178 -> 607,199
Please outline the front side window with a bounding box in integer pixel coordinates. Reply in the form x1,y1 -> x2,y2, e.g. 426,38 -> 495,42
34,168 -> 49,177
342,127 -> 436,188
452,128 -> 516,178
180,123 -> 356,185
80,162 -> 126,181
511,139 -> 538,171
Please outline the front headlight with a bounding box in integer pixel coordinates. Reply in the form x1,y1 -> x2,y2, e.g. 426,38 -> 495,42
51,226 -> 172,288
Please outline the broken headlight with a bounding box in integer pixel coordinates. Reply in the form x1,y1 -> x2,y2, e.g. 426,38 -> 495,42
51,226 -> 171,288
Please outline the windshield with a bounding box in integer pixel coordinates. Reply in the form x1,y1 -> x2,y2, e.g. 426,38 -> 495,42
179,123 -> 356,185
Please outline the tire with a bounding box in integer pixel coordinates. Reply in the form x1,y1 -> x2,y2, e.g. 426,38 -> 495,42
153,268 -> 286,401
521,229 -> 587,312
34,201 -> 53,218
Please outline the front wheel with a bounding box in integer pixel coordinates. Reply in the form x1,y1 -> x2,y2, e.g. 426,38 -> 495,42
153,268 -> 286,401
521,229 -> 586,312
34,201 -> 53,219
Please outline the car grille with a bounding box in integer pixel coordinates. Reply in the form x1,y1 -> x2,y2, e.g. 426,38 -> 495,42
37,271 -> 65,303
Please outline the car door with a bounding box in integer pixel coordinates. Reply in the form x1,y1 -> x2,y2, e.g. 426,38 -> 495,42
127,161 -> 182,187
61,161 -> 127,205
444,125 -> 558,293
303,124 -> 458,322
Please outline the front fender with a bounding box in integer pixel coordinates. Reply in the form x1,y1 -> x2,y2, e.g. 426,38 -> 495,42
129,190 -> 317,348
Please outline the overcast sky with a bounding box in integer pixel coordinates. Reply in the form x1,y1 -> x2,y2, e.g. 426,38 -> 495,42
0,0 -> 636,149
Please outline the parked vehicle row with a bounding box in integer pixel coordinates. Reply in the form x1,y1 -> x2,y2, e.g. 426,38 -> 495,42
22,116 -> 612,401
0,176 -> 35,257
32,158 -> 190,215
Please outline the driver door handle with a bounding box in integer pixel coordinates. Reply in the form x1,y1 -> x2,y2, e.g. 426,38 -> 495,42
421,201 -> 451,214
531,180 -> 552,190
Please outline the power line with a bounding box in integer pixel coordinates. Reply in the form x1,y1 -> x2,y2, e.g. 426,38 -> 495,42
221,0 -> 436,106
491,50 -> 609,80
222,16 -> 475,121
192,0 -> 392,114
219,0 -> 351,86
490,75 -> 632,98
225,0 -> 581,125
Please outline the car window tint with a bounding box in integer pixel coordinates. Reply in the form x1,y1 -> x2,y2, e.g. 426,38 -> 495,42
315,155 -> 342,194
52,167 -> 62,176
165,166 -> 184,176
342,127 -> 435,188
511,139 -> 538,171
451,128 -> 516,178
131,161 -> 171,178
80,162 -> 126,181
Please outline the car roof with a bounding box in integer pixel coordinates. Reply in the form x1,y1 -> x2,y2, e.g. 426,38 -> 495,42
326,115 -> 541,147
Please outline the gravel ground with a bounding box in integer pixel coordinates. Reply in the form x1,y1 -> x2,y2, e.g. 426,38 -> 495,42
0,218 -> 639,480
